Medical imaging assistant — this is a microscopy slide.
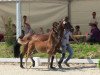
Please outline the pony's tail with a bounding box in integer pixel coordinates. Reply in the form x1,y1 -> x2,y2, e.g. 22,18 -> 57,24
17,37 -> 28,45
14,36 -> 28,58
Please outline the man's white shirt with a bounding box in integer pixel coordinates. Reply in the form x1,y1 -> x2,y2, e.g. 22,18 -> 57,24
90,18 -> 98,24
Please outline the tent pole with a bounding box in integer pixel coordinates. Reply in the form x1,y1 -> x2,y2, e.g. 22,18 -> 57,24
68,0 -> 71,23
16,0 -> 22,39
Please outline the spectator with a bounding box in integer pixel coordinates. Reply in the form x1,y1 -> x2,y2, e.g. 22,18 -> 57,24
73,25 -> 82,35
73,25 -> 86,42
0,33 -> 4,42
39,27 -> 44,34
46,28 -> 51,33
87,23 -> 100,43
23,15 -> 33,35
12,24 -> 16,35
12,24 -> 24,58
22,15 -> 34,41
89,12 -> 98,25
12,24 -> 25,37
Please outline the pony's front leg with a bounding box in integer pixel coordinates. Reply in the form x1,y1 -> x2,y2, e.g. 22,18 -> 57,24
48,55 -> 51,69
25,53 -> 28,69
29,54 -> 35,68
50,55 -> 56,69
55,55 -> 58,67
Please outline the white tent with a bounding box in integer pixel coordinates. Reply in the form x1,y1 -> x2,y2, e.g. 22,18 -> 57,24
0,0 -> 100,34
71,0 -> 100,33
0,0 -> 68,33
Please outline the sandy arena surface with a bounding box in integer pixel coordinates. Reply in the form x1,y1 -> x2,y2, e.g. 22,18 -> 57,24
0,63 -> 100,75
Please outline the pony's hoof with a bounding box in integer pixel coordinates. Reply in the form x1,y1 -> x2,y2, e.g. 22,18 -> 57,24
20,65 -> 24,69
50,66 -> 57,70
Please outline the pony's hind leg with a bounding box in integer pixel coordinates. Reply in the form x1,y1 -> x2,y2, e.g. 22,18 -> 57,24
55,55 -> 58,67
25,45 -> 34,69
29,53 -> 35,68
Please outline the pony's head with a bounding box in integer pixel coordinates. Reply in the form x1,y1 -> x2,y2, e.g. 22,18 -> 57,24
50,25 -> 60,44
52,22 -> 60,38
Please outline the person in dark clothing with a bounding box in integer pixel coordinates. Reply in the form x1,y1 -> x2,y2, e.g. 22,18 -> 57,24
63,17 -> 74,41
63,17 -> 74,33
13,40 -> 21,57
0,33 -> 4,42
13,24 -> 25,58
87,23 -> 100,43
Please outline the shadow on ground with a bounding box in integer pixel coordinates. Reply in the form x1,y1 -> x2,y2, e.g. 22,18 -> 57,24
27,64 -> 97,72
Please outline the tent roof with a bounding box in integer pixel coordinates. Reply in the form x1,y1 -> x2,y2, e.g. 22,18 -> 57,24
0,0 -> 99,1
0,0 -> 67,3
0,0 -> 67,1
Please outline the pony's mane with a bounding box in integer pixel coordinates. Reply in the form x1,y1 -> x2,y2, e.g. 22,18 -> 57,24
47,30 -> 53,42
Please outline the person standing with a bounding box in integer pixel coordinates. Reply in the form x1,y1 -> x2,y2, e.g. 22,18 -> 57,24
89,12 -> 98,25
46,28 -> 51,33
23,15 -> 33,35
22,15 -> 34,40
0,33 -> 4,42
39,27 -> 44,34
12,24 -> 24,58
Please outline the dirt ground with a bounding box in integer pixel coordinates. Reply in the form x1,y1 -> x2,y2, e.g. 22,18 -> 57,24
0,63 -> 100,75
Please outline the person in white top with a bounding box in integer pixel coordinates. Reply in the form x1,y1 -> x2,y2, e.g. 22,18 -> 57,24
39,27 -> 44,34
23,15 -> 33,35
21,15 -> 34,41
89,12 -> 98,25
58,23 -> 78,69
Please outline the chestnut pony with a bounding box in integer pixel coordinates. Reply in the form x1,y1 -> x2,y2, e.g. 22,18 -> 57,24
26,29 -> 59,69
18,22 -> 64,69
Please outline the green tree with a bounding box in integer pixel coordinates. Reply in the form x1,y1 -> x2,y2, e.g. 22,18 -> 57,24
5,17 -> 15,45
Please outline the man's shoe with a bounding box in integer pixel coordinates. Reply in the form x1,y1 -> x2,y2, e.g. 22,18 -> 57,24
58,63 -> 62,69
64,62 -> 70,67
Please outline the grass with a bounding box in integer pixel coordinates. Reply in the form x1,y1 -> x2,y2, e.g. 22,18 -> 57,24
71,43 -> 100,58
98,59 -> 100,68
0,42 -> 100,58
0,42 -> 14,58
